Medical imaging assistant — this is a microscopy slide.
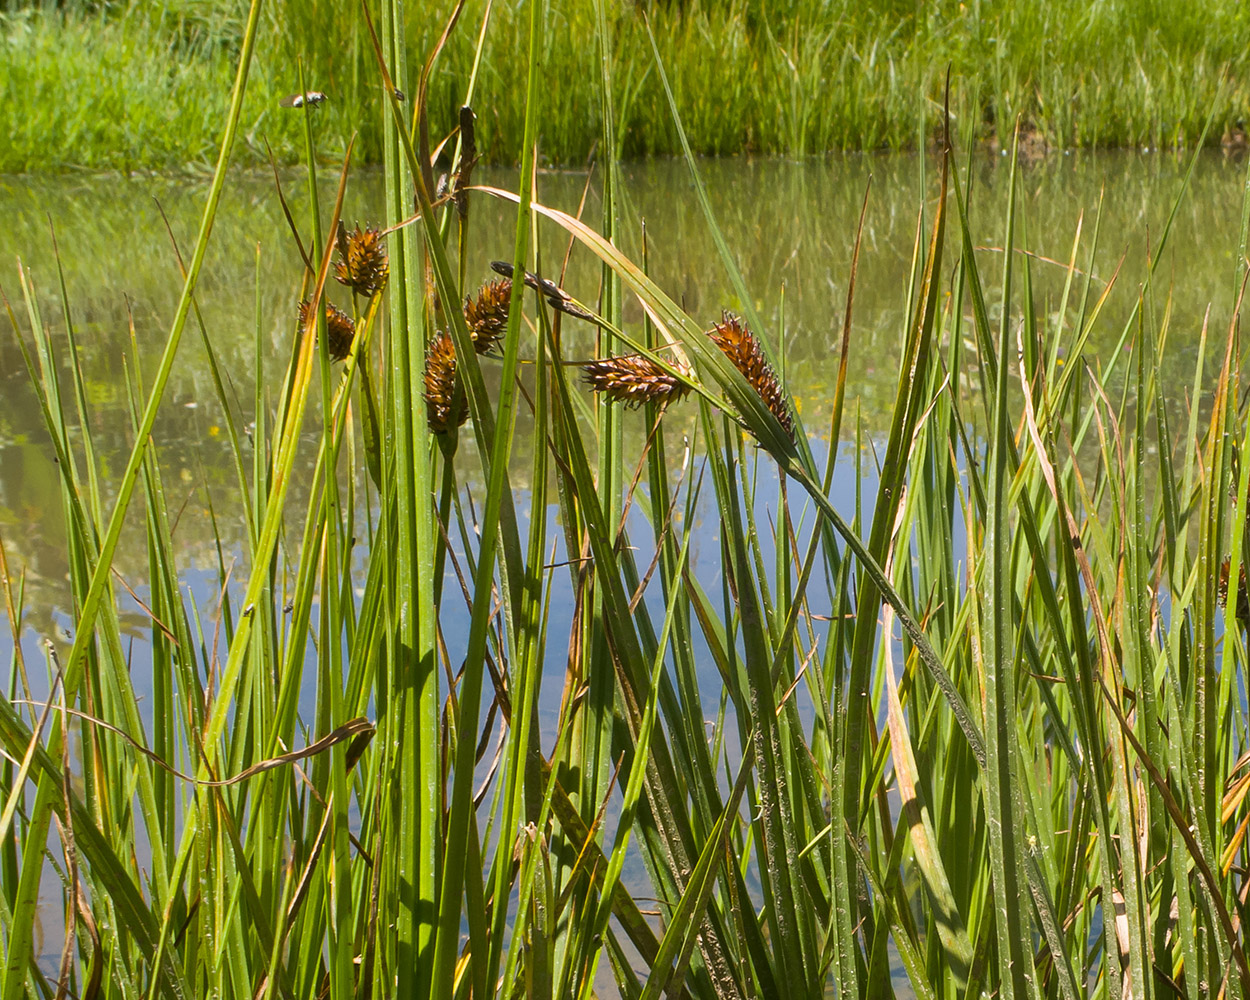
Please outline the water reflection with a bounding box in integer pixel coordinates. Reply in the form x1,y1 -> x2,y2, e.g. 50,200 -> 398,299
0,149 -> 1244,637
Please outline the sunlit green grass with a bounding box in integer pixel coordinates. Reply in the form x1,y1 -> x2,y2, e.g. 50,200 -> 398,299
5,0 -> 1250,172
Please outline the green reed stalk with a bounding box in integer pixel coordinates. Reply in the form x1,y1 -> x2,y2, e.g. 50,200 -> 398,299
584,11 -> 625,982
373,0 -> 437,989
981,124 -> 1031,1000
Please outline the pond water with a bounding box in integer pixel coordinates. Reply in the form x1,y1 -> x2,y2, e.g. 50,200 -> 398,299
2,149 -> 1247,982
2,150 -> 1245,638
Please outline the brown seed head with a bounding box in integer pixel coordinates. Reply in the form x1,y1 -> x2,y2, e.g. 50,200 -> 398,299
583,355 -> 689,409
1219,556 -> 1250,627
464,278 -> 511,355
424,331 -> 468,434
334,223 -> 389,296
297,299 -> 357,362
708,312 -> 793,438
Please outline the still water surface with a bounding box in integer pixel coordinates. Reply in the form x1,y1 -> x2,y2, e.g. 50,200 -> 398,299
1,150 -> 1246,978
2,150 -> 1244,633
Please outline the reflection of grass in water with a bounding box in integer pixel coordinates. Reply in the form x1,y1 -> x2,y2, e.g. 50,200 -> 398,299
6,7 -> 1250,999
7,0 -> 1250,170
0,148 -> 1241,617
2,150 -> 1245,440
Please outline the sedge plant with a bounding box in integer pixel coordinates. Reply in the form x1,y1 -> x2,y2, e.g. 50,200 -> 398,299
4,3 -> 1250,1000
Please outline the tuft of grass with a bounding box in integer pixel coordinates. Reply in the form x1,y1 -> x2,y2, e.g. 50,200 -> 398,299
7,0 -> 1250,172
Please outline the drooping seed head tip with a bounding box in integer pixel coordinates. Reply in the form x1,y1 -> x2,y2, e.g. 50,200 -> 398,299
583,354 -> 690,409
334,223 -> 389,297
297,298 -> 356,362
708,311 -> 793,439
464,278 -> 512,355
424,331 -> 468,433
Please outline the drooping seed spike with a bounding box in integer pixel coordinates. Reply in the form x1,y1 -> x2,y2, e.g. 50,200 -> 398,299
297,299 -> 357,362
424,331 -> 468,434
708,311 -> 793,439
583,354 -> 690,408
464,278 -> 512,355
334,223 -> 389,296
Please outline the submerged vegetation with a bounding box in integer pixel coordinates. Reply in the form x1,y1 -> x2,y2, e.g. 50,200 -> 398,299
7,2 -> 1250,1000
6,0 -> 1250,171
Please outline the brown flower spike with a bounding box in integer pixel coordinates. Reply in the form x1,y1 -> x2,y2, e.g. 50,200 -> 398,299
1218,556 -> 1250,627
298,299 -> 356,362
424,331 -> 468,434
583,355 -> 689,408
334,222 -> 389,297
708,312 -> 793,438
464,278 -> 511,356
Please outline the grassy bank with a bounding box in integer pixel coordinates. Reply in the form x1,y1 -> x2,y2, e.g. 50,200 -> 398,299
4,0 -> 1250,172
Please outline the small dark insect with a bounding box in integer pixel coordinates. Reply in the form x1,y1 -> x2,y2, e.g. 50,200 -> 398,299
489,261 -> 594,321
393,89 -> 406,102
242,604 -> 255,618
283,600 -> 294,614
280,91 -> 327,109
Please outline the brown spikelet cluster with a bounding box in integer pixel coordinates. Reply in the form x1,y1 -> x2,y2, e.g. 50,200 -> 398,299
583,355 -> 690,408
424,331 -> 468,434
1218,556 -> 1250,628
297,299 -> 357,362
334,223 -> 389,296
708,312 -> 793,438
464,278 -> 511,355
